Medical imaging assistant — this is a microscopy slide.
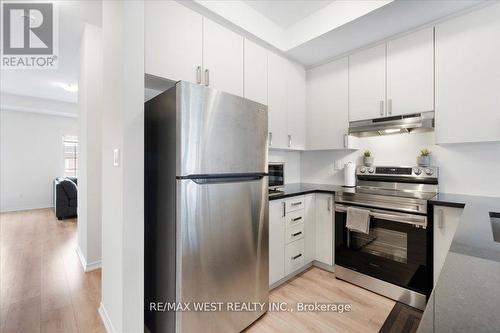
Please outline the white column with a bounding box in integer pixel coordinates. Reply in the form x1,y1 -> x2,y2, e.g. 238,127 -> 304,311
77,23 -> 103,272
100,1 -> 144,332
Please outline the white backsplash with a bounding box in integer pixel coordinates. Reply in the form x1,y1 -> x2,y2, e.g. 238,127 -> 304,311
298,132 -> 500,197
269,150 -> 301,184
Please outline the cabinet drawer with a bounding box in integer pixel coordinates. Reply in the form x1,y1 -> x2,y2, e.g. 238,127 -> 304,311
285,239 -> 305,275
286,223 -> 304,244
285,196 -> 305,213
286,210 -> 304,228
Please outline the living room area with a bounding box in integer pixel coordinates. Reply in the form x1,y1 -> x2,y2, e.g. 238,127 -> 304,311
0,1 -> 104,331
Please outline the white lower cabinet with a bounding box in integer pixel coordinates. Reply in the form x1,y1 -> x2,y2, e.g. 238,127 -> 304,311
433,205 -> 464,286
315,194 -> 334,266
269,193 -> 333,287
304,195 -> 316,264
285,239 -> 305,275
269,200 -> 285,286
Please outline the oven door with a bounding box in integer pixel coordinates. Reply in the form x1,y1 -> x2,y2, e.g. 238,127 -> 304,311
335,203 -> 429,295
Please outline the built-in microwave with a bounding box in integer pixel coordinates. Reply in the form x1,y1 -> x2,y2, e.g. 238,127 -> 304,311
268,163 -> 284,191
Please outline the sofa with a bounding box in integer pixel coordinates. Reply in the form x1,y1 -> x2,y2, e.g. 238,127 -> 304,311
54,177 -> 78,220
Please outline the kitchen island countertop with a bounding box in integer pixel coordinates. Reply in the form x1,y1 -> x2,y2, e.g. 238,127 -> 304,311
419,193 -> 500,333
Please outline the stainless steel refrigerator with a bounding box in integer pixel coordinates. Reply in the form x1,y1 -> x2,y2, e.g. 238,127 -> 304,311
145,81 -> 269,333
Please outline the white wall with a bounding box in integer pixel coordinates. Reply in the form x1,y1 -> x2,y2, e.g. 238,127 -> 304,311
0,110 -> 77,211
301,132 -> 500,197
1,92 -> 78,117
77,23 -> 103,271
269,150 -> 301,184
100,1 -> 144,332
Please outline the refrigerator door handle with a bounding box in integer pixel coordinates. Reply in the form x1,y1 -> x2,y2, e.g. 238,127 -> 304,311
188,173 -> 268,185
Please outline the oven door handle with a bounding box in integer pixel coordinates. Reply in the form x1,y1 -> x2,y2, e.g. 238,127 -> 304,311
335,204 -> 427,228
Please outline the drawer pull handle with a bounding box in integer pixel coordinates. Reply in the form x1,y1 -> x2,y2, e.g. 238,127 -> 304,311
292,253 -> 302,260
292,232 -> 302,237
292,217 -> 302,222
291,202 -> 302,206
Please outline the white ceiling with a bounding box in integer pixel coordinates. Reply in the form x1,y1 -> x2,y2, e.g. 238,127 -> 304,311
245,0 -> 334,28
0,0 -> 102,104
194,0 -> 487,68
288,0 -> 487,67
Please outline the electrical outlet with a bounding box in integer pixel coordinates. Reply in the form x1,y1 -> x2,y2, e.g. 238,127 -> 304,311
334,160 -> 343,170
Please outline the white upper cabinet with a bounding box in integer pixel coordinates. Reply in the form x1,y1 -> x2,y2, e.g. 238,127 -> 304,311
349,44 -> 386,122
244,39 -> 268,105
145,1 -> 202,83
286,61 -> 306,150
268,52 -> 289,149
435,3 -> 500,144
306,58 -> 349,150
203,18 -> 244,97
387,27 -> 434,116
268,52 -> 307,150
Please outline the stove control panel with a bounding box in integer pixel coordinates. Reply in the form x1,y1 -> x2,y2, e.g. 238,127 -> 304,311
357,166 -> 438,178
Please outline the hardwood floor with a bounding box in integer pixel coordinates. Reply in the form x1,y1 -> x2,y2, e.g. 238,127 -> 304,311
1,208 -> 396,333
245,268 -> 396,333
0,208 -> 104,333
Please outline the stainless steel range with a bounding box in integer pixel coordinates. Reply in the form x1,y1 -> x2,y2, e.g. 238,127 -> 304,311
334,166 -> 438,310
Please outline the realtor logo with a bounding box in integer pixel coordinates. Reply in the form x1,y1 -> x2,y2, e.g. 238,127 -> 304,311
1,2 -> 58,68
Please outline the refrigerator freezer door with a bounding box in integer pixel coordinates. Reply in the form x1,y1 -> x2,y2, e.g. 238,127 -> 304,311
176,177 -> 269,332
177,81 -> 268,176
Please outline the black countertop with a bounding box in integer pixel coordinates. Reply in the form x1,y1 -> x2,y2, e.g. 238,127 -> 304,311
268,183 -> 346,200
419,193 -> 500,333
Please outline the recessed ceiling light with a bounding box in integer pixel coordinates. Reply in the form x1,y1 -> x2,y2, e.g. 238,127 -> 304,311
53,82 -> 78,93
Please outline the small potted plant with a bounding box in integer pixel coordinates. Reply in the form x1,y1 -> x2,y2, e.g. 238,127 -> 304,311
363,150 -> 373,166
418,149 -> 431,166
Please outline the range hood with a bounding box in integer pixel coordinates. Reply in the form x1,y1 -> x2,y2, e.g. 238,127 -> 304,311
349,111 -> 435,137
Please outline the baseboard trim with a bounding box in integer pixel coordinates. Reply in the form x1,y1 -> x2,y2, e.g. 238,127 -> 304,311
76,246 -> 102,272
313,260 -> 335,272
269,260 -> 336,290
99,303 -> 115,333
0,204 -> 54,213
270,262 -> 313,290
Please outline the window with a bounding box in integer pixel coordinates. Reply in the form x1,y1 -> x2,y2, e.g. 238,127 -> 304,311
63,136 -> 78,177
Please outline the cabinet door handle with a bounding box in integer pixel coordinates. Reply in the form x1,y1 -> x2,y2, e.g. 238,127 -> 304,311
292,231 -> 302,237
291,202 -> 302,206
282,202 -> 286,217
204,69 -> 210,86
269,132 -> 273,147
292,253 -> 302,260
196,66 -> 202,84
438,209 -> 444,229
292,217 -> 302,222
343,134 -> 348,148
288,134 -> 292,147
379,100 -> 384,116
328,197 -> 332,211
388,98 -> 392,115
